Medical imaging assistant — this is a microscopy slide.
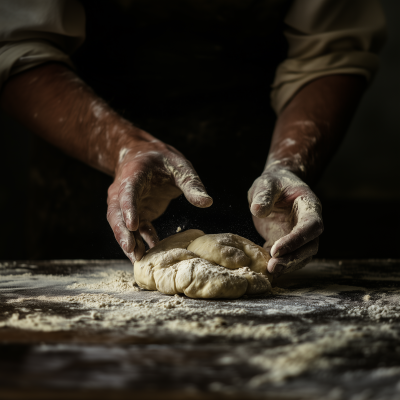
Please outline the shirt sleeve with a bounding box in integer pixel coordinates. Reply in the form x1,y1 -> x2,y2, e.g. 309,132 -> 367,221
0,0 -> 85,91
271,0 -> 387,115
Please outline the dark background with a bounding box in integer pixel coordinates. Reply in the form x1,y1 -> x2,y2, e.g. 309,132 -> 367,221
0,0 -> 399,260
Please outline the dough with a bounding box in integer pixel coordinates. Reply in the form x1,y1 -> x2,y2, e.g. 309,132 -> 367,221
156,258 -> 248,299
134,229 -> 205,291
135,247 -> 198,291
144,229 -> 205,253
187,233 -> 272,281
134,229 -> 272,299
231,267 -> 271,295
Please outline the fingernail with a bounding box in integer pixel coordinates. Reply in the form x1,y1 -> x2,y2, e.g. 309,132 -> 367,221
273,250 -> 280,258
121,241 -> 127,252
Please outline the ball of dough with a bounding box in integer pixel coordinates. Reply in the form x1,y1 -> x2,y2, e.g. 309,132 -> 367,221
187,233 -> 272,281
135,247 -> 198,291
134,229 -> 205,290
156,258 -> 248,299
134,229 -> 271,299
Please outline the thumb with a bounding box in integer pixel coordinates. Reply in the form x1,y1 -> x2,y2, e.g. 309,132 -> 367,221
170,160 -> 213,208
180,177 -> 213,208
248,175 -> 281,218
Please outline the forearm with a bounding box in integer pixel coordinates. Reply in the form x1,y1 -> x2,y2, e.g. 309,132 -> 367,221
0,63 -> 153,176
267,75 -> 367,185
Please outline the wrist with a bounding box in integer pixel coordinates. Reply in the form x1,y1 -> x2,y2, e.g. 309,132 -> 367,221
264,158 -> 307,181
109,124 -> 156,175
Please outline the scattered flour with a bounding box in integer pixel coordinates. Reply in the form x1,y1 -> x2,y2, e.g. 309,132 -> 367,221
347,304 -> 400,320
346,290 -> 400,320
3,266 -> 400,387
2,312 -> 88,332
1,272 -> 33,278
1,290 -> 295,343
8,293 -> 126,308
242,324 -> 399,385
67,270 -> 138,293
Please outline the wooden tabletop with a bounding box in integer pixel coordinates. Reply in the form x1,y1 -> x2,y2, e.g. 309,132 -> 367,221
1,259 -> 400,400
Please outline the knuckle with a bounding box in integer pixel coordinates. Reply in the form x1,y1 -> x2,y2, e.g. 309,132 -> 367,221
120,197 -> 134,213
112,223 -> 123,238
118,179 -> 135,199
115,221 -> 127,233
106,207 -> 116,223
309,218 -> 324,235
112,228 -> 123,243
107,183 -> 118,198
107,191 -> 118,205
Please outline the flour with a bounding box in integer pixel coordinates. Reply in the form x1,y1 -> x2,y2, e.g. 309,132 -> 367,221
0,261 -> 37,268
251,325 -> 398,385
1,276 -> 344,339
2,312 -> 82,332
2,272 -> 33,278
310,284 -> 367,296
8,293 -> 126,308
118,147 -> 130,163
1,287 -> 294,342
3,259 -> 400,398
67,270 -> 138,293
90,99 -> 109,120
347,304 -> 400,320
0,298 -> 297,343
169,319 -> 294,341
217,323 -> 400,386
3,263 -> 400,394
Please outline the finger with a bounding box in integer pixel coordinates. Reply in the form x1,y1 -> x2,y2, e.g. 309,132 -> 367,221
168,159 -> 213,208
270,195 -> 323,258
122,248 -> 136,264
123,230 -> 148,263
133,230 -> 146,261
119,171 -> 149,231
273,257 -> 313,279
268,238 -> 319,274
248,176 -> 281,218
139,220 -> 159,248
107,191 -> 137,253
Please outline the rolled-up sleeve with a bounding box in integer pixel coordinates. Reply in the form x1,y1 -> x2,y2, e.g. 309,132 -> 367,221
0,0 -> 85,91
271,0 -> 387,115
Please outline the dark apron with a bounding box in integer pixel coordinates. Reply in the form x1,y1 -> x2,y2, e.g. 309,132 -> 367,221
27,0 -> 290,259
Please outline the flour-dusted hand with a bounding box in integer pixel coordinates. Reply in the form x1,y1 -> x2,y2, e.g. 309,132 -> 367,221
0,64 -> 214,264
248,167 -> 323,277
107,139 -> 213,262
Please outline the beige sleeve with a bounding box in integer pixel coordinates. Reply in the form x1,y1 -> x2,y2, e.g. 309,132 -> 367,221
271,0 -> 387,115
0,0 -> 85,91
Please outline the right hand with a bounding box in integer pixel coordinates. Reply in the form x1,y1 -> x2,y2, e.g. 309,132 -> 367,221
248,167 -> 323,278
107,138 -> 213,263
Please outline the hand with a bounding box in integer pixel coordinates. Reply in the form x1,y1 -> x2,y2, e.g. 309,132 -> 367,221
107,139 -> 213,262
248,167 -> 323,277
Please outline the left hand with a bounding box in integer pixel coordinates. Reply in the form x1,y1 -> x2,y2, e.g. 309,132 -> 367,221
107,138 -> 213,263
248,167 -> 324,278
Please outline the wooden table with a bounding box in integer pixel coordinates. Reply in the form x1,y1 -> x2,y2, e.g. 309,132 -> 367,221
1,259 -> 400,400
